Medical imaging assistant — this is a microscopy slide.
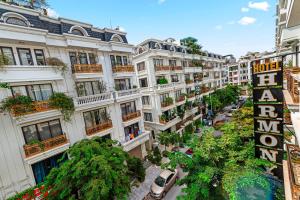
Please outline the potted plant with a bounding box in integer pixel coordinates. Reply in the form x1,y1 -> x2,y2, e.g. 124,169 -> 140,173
46,57 -> 67,74
49,93 -> 75,122
157,77 -> 168,85
1,95 -> 34,116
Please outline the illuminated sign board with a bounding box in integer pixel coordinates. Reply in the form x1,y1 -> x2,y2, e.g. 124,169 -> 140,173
252,60 -> 284,180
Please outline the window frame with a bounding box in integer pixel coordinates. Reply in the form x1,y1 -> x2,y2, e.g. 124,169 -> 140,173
11,84 -> 53,101
34,49 -> 46,66
0,46 -> 16,65
17,48 -> 34,66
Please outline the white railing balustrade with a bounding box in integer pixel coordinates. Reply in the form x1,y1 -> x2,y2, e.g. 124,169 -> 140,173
74,92 -> 112,106
116,89 -> 139,98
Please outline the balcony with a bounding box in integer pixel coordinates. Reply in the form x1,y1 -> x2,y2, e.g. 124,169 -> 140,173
161,97 -> 174,108
159,115 -> 177,124
12,101 -> 53,117
185,79 -> 194,85
72,64 -> 103,73
187,92 -> 196,99
112,65 -> 135,73
155,66 -> 170,72
122,111 -> 141,122
122,131 -> 150,152
115,88 -> 139,100
86,120 -> 113,136
74,92 -> 113,108
171,66 -> 183,71
176,95 -> 185,103
201,87 -> 210,94
23,134 -> 68,158
286,67 -> 300,104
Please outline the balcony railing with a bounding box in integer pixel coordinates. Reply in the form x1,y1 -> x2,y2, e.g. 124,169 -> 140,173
23,134 -> 68,158
155,66 -> 170,71
159,115 -> 177,124
187,92 -> 195,98
72,64 -> 103,73
176,95 -> 185,103
86,120 -> 113,136
185,79 -> 194,84
286,67 -> 300,103
12,100 -> 53,116
112,65 -> 135,73
74,92 -> 112,106
171,66 -> 183,71
122,111 -> 141,122
201,87 -> 210,93
161,101 -> 173,108
115,88 -> 139,98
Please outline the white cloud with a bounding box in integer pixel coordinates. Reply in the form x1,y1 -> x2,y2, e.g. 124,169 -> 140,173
227,21 -> 235,25
158,0 -> 166,4
119,26 -> 126,32
241,7 -> 249,12
215,25 -> 223,30
46,8 -> 59,18
238,16 -> 256,25
248,1 -> 270,11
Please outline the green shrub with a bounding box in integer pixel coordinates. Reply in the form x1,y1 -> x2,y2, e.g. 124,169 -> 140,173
158,78 -> 168,84
1,95 -> 33,115
147,147 -> 162,165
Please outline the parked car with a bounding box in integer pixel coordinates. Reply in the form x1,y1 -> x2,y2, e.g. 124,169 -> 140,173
150,169 -> 179,199
185,148 -> 193,157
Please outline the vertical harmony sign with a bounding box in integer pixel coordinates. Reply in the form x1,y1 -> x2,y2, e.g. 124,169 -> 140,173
252,59 -> 284,180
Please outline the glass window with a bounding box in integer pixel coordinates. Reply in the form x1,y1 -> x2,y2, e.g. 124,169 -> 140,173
142,96 -> 150,105
84,82 -> 93,96
79,53 -> 88,64
153,59 -> 163,67
0,47 -> 15,65
121,101 -> 136,115
123,56 -> 128,65
11,84 -> 53,101
169,60 -> 176,67
137,62 -> 145,71
110,55 -> 116,67
22,125 -> 38,143
116,56 -> 122,65
34,49 -> 45,65
6,17 -> 27,27
139,78 -> 148,88
11,86 -> 27,96
72,29 -> 84,36
32,85 -> 43,101
37,122 -> 52,141
17,48 -> 33,65
76,81 -> 102,97
83,108 -> 108,130
49,120 -> 62,137
69,52 -> 77,65
171,75 -> 179,82
115,79 -> 131,90
144,113 -> 153,122
92,81 -> 101,94
88,53 -> 97,64
40,84 -> 53,100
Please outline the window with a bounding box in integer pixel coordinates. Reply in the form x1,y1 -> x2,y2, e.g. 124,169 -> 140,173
137,62 -> 145,71
11,84 -> 53,101
139,78 -> 148,88
83,108 -> 109,130
169,60 -> 176,67
32,153 -> 65,184
69,52 -> 77,65
123,56 -> 128,65
171,75 -> 179,83
110,55 -> 116,67
79,52 -> 88,64
153,59 -> 163,67
124,123 -> 140,141
116,56 -> 122,65
175,90 -> 182,99
142,96 -> 150,105
76,81 -> 103,97
121,101 -> 136,116
181,60 -> 187,67
144,113 -> 153,122
34,49 -> 45,65
71,29 -> 84,36
88,53 -> 97,64
0,47 -> 15,65
115,79 -> 131,91
6,17 -> 27,27
22,119 -> 63,144
17,48 -> 33,65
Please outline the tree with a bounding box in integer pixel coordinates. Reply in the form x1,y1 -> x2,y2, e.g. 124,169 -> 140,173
44,137 -> 143,200
147,146 -> 162,165
158,132 -> 180,151
127,156 -> 146,182
168,106 -> 273,199
180,37 -> 202,55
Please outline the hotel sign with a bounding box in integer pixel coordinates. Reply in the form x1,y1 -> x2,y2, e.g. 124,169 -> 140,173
252,60 -> 284,180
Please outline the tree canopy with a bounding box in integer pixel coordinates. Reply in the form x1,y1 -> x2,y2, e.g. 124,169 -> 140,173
45,137 -> 144,200
168,106 -> 273,200
180,37 -> 202,55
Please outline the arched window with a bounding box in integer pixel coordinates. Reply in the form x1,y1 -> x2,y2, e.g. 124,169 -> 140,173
1,12 -> 30,27
71,29 -> 84,36
110,34 -> 124,43
69,25 -> 89,37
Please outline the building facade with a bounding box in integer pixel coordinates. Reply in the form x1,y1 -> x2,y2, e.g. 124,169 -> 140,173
0,2 -> 150,199
276,0 -> 300,199
133,38 -> 227,137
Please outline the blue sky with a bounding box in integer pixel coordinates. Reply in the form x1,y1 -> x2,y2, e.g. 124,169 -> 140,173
48,0 -> 277,58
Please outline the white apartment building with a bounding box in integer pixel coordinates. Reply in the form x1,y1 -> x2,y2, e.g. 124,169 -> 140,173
0,2 -> 150,199
276,0 -> 300,199
133,38 -> 227,137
